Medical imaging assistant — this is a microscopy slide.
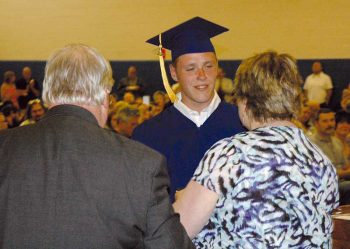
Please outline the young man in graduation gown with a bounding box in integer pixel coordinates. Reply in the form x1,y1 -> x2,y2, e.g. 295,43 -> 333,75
132,17 -> 244,200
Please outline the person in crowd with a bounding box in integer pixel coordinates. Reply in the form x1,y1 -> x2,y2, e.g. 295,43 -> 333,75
20,99 -> 46,126
1,71 -> 19,108
309,109 -> 344,167
109,104 -> 140,138
340,83 -> 350,113
305,100 -> 321,135
135,96 -> 143,106
152,90 -> 166,111
215,67 -> 234,103
16,66 -> 41,109
174,51 -> 339,248
293,104 -> 312,132
1,102 -> 20,128
335,111 -> 350,145
109,93 -> 118,108
0,44 -> 194,249
132,17 -> 244,200
138,103 -> 152,124
303,61 -> 333,107
123,91 -> 135,104
309,108 -> 350,205
116,65 -> 145,97
0,112 -> 8,130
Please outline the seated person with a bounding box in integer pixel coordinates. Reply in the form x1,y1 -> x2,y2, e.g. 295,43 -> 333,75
0,102 -> 21,128
108,105 -> 140,138
174,51 -> 339,248
335,111 -> 350,145
152,90 -> 166,111
20,99 -> 46,126
123,92 -> 135,105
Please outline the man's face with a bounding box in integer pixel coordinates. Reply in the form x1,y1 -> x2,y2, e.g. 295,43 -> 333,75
119,116 -> 139,137
23,67 -> 32,80
336,121 -> 350,139
298,106 -> 311,123
31,103 -> 45,121
312,62 -> 322,74
170,52 -> 218,112
127,66 -> 137,80
315,112 -> 336,136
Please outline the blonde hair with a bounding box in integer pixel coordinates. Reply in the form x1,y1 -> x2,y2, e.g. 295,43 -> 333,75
42,44 -> 114,106
234,50 -> 302,122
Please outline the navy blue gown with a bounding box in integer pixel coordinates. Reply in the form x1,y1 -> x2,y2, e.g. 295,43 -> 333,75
132,102 -> 244,200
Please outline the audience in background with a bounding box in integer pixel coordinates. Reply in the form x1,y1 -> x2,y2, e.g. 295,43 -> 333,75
116,66 -> 145,97
303,61 -> 333,107
16,66 -> 41,110
309,108 -> 350,205
1,71 -> 19,109
20,99 -> 46,126
215,67 -> 234,103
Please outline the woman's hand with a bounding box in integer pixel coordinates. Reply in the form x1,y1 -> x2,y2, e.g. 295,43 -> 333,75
173,181 -> 219,239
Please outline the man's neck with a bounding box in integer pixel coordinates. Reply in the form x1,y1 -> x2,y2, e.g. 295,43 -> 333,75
180,94 -> 215,113
316,131 -> 332,141
49,103 -> 107,127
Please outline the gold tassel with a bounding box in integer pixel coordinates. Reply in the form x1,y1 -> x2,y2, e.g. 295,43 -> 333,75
158,34 -> 178,103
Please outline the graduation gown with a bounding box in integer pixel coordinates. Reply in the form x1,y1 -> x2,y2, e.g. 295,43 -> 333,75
132,102 -> 244,199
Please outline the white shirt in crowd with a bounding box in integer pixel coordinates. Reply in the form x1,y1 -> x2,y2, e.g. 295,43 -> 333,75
174,92 -> 221,128
303,72 -> 333,104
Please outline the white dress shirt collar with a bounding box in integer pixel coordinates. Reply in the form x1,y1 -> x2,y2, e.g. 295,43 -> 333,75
173,92 -> 221,127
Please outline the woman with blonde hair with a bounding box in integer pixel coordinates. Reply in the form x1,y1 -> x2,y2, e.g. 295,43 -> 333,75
174,51 -> 339,248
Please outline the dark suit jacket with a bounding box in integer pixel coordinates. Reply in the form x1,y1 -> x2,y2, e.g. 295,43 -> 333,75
0,105 -> 193,249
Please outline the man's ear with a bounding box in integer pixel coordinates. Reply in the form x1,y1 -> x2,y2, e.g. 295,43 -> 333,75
103,90 -> 110,109
169,64 -> 178,82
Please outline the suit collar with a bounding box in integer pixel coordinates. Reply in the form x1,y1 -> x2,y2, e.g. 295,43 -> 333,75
43,104 -> 99,125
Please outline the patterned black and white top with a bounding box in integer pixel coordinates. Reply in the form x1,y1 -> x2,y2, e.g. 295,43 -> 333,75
193,126 -> 339,249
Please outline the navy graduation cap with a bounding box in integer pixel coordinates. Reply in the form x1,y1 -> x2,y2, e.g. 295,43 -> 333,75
146,17 -> 229,102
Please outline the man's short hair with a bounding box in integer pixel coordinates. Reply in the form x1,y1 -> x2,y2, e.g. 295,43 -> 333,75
42,44 -> 114,106
116,105 -> 140,123
336,111 -> 350,125
234,50 -> 302,122
315,108 -> 334,121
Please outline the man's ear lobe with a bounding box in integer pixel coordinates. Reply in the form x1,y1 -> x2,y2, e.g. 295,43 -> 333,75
169,64 -> 178,82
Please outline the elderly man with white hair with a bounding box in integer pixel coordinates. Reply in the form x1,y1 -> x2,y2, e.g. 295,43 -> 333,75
0,44 -> 194,249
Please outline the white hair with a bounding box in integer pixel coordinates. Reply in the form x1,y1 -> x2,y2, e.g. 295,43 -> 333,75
42,44 -> 114,106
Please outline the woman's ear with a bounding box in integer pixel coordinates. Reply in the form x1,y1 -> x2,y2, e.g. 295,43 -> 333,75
169,64 -> 178,82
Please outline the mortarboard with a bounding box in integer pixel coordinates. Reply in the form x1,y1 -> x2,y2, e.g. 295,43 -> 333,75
146,17 -> 229,103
